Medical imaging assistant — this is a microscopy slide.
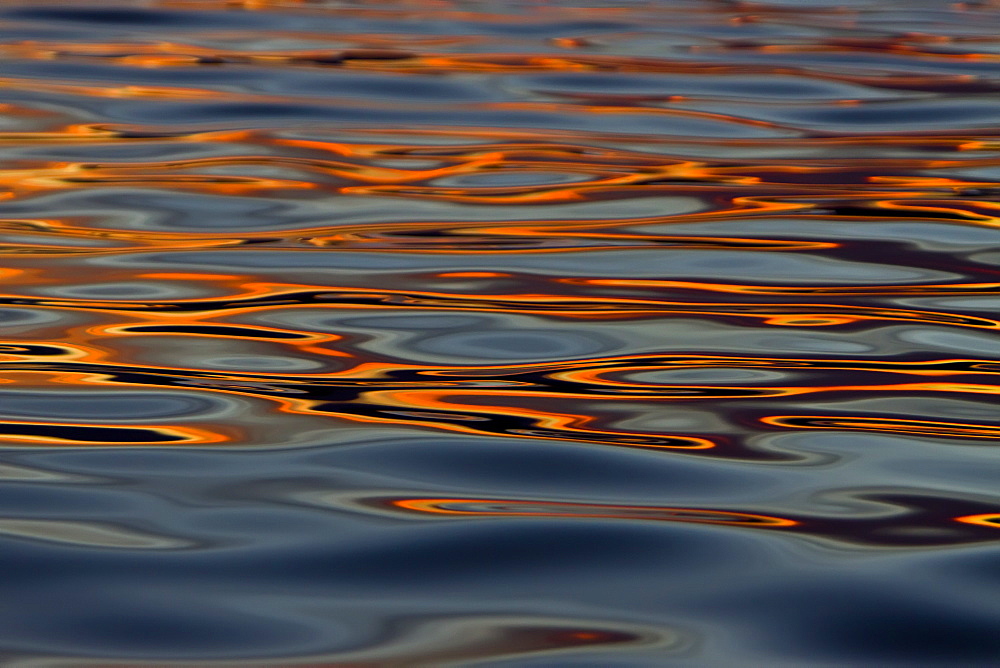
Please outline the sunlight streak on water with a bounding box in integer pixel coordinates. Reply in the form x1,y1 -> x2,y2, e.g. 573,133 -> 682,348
0,0 -> 998,664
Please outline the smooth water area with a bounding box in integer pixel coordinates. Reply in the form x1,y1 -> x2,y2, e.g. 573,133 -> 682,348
0,0 -> 998,665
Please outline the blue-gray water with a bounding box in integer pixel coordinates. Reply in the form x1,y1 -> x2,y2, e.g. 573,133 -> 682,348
0,1 -> 998,665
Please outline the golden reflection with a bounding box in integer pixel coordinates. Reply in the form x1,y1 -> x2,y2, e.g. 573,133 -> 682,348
339,493 -> 1000,548
956,514 -> 1000,527
0,274 -> 997,339
762,416 -> 1000,440
388,497 -> 797,527
0,1 -> 997,664
0,5 -> 994,463
0,419 -> 227,446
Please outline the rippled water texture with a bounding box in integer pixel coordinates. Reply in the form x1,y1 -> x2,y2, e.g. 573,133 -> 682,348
0,0 -> 999,665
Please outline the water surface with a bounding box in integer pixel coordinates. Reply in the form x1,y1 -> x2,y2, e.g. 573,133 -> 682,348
0,0 -> 999,665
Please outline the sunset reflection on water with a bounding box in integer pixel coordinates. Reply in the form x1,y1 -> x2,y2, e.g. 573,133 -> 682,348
0,0 -> 998,665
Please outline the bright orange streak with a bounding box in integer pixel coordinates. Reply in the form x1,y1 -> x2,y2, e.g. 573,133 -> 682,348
955,514 -> 1000,528
388,497 -> 798,527
762,415 -> 1000,439
571,278 -> 1000,297
2,278 -> 997,333
91,322 -> 341,345
357,389 -> 716,449
0,420 -> 227,446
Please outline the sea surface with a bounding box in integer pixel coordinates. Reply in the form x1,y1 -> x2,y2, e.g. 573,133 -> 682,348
0,0 -> 998,665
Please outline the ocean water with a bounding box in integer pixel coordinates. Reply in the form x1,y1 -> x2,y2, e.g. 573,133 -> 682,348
0,0 -> 998,665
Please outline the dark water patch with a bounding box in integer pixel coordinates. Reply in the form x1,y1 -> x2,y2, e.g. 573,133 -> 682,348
0,6 -> 273,30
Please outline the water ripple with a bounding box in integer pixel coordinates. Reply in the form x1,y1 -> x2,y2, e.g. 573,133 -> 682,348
0,0 -> 997,665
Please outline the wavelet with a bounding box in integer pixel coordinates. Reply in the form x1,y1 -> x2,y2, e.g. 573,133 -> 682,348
0,0 -> 997,665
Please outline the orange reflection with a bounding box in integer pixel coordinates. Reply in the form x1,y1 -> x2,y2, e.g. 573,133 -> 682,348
0,420 -> 227,446
0,2 -> 995,477
762,416 -> 1000,439
955,514 -> 1000,528
387,497 -> 798,527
